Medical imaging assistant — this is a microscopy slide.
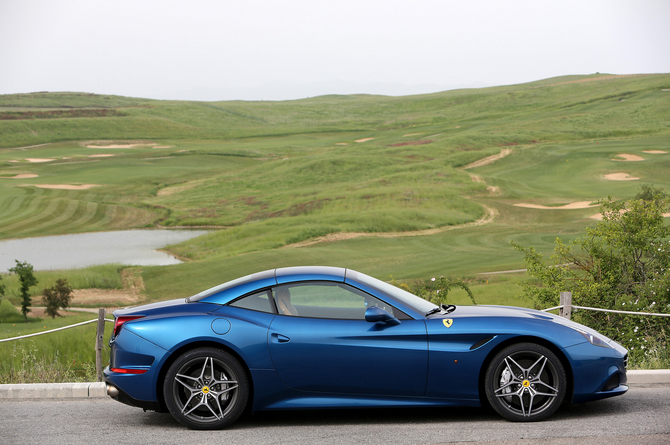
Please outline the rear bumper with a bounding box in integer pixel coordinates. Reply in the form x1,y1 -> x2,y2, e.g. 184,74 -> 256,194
103,377 -> 163,411
104,329 -> 169,406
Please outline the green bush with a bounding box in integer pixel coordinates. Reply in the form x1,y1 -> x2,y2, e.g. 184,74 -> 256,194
513,194 -> 670,368
0,298 -> 24,323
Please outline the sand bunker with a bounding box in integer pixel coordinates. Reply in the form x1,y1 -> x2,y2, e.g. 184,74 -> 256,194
604,173 -> 639,181
355,138 -> 375,143
515,201 -> 599,210
643,150 -> 667,154
335,143 -> 348,146
31,184 -> 100,190
3,174 -> 39,179
25,158 -> 56,163
612,154 -> 644,161
86,142 -> 156,149
88,154 -> 114,158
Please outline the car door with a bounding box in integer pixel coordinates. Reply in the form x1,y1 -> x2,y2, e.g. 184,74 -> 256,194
267,281 -> 428,396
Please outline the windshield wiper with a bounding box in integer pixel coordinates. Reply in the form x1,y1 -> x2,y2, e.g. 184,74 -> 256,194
426,304 -> 456,317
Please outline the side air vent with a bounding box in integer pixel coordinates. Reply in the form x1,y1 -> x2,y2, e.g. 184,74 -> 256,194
470,336 -> 495,351
623,354 -> 628,369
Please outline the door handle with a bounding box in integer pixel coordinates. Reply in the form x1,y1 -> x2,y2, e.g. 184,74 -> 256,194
271,333 -> 290,343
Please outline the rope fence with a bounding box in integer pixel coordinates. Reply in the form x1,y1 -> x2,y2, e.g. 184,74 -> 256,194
1,308 -> 112,381
542,305 -> 670,317
0,318 -> 114,343
1,295 -> 667,381
541,291 -> 670,319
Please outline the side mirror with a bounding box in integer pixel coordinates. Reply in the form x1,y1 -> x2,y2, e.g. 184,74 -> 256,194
365,306 -> 400,326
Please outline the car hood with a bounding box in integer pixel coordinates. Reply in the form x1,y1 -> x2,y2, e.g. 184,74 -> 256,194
434,304 -> 609,338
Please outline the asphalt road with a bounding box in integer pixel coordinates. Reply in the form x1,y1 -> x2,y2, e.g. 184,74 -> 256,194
2,386 -> 669,445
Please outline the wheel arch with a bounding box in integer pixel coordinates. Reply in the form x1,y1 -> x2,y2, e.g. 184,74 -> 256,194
155,340 -> 255,413
477,335 -> 574,408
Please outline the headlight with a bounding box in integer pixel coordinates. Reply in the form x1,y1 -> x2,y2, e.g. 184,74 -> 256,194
575,328 -> 613,348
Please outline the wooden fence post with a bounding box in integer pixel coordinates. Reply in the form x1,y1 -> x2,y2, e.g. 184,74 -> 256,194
95,308 -> 106,382
559,292 -> 572,320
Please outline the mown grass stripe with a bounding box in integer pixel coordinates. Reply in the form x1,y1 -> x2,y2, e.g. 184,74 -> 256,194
0,195 -> 54,236
0,195 -> 20,218
15,198 -> 72,236
57,201 -> 100,233
27,198 -> 82,234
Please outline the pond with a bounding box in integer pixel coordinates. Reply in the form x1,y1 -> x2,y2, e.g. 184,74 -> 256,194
0,230 -> 210,273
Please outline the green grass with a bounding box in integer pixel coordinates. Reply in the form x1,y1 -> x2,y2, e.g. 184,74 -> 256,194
1,264 -> 123,304
0,312 -> 112,383
0,75 -> 668,302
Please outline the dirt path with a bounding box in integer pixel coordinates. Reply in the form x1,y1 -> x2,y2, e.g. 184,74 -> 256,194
284,205 -> 496,248
463,149 -> 513,170
285,149 -> 512,249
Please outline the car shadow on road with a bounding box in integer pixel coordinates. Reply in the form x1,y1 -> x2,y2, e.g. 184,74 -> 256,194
138,396 -> 632,430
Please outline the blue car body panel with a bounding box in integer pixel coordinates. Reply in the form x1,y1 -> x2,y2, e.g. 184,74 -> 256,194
104,266 -> 628,414
267,315 -> 428,396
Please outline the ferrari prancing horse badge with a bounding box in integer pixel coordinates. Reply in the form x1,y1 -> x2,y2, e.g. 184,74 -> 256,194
443,319 -> 453,328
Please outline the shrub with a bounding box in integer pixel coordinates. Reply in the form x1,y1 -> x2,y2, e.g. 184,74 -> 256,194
0,298 -> 24,323
512,193 -> 670,368
42,279 -> 74,318
392,276 -> 476,306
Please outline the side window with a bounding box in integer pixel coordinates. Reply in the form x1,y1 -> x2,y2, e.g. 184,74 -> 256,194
272,282 -> 394,320
229,290 -> 275,314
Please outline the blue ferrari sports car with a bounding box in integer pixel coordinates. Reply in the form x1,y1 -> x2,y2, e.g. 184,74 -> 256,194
104,266 -> 628,429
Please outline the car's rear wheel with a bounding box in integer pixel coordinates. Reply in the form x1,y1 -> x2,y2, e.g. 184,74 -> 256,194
485,343 -> 566,421
163,347 -> 248,429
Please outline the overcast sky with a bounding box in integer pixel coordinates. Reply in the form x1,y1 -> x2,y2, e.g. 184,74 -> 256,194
1,0 -> 669,101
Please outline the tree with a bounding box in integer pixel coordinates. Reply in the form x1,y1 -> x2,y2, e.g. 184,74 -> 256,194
42,279 -> 74,318
392,275 -> 476,306
9,260 -> 38,320
512,194 -> 670,366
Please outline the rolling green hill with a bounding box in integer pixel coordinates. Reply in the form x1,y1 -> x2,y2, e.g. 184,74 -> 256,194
1,73 -> 669,300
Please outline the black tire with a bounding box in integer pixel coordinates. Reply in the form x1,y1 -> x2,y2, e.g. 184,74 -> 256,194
484,343 -> 566,422
163,347 -> 249,430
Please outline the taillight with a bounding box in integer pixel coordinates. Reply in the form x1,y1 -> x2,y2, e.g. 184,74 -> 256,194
110,367 -> 149,374
113,315 -> 145,337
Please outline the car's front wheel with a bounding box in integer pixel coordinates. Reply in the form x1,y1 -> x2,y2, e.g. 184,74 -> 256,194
163,347 -> 249,429
485,343 -> 567,421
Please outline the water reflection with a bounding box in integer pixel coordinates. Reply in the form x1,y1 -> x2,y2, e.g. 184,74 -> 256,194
0,230 -> 210,273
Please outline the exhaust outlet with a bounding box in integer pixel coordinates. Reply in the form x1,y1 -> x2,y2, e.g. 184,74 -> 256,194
106,384 -> 119,398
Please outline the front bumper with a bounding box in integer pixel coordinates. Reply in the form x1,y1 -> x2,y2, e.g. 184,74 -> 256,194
566,341 -> 628,403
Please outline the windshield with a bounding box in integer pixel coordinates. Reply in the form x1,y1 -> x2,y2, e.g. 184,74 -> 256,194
346,270 -> 437,315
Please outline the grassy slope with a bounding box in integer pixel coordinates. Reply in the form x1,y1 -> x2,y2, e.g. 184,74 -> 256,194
0,73 -> 669,303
